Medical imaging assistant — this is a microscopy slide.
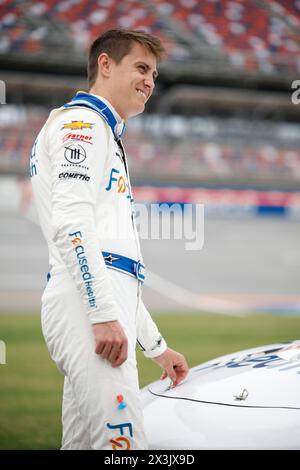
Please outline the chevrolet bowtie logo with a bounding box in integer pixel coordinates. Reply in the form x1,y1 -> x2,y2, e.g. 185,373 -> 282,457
62,121 -> 94,130
104,254 -> 120,265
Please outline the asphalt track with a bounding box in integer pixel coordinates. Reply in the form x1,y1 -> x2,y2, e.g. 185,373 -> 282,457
0,207 -> 299,315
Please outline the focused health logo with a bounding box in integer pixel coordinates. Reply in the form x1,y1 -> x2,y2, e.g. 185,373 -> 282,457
106,168 -> 129,196
69,230 -> 97,308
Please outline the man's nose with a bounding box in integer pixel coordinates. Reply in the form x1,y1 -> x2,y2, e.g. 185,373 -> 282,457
144,76 -> 154,92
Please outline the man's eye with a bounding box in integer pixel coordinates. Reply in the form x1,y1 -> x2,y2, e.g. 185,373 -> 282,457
139,66 -> 146,73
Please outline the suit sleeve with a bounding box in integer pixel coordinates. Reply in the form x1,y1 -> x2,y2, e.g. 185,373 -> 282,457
136,299 -> 167,358
47,107 -> 119,324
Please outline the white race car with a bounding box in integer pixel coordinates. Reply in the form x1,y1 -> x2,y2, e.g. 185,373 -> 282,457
141,341 -> 300,449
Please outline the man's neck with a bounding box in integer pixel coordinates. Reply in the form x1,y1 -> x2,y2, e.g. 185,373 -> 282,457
89,88 -> 124,122
82,90 -> 125,139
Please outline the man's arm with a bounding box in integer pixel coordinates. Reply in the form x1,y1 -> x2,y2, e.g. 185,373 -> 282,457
136,299 -> 167,358
136,300 -> 189,385
48,108 -> 127,365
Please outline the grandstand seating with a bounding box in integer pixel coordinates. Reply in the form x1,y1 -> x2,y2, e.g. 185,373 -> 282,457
0,106 -> 299,184
125,133 -> 300,182
0,0 -> 184,58
0,0 -> 299,74
152,0 -> 300,74
1,2 -> 299,186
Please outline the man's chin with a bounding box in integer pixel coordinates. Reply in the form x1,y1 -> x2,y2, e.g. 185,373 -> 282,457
128,104 -> 145,119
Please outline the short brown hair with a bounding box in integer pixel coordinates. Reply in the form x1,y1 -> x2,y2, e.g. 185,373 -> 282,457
87,29 -> 166,88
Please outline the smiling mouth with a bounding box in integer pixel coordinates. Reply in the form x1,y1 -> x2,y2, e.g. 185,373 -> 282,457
136,89 -> 147,100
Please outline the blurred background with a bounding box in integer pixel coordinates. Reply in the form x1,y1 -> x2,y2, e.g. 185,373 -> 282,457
0,0 -> 300,449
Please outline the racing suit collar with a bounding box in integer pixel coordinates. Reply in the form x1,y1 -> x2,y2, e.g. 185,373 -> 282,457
89,93 -> 125,139
64,91 -> 126,140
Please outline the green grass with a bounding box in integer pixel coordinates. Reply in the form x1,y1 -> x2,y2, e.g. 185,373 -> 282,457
0,312 -> 300,449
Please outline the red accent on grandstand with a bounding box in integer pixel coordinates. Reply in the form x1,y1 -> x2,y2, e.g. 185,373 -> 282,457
134,187 -> 300,208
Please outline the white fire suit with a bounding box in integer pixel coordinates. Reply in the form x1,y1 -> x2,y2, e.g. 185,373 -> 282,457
30,92 -> 167,450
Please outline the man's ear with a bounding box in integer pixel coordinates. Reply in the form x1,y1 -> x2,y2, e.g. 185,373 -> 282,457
97,53 -> 111,78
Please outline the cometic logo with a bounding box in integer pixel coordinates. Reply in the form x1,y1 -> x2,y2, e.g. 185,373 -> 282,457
69,231 -> 97,308
0,340 -> 6,364
59,172 -> 90,181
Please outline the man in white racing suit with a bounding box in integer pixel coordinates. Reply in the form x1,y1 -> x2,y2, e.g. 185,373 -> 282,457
30,29 -> 189,450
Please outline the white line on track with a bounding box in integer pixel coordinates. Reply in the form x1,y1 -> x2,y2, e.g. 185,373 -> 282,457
145,270 -> 248,317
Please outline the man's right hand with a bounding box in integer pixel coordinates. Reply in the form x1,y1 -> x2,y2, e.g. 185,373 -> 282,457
92,321 -> 128,368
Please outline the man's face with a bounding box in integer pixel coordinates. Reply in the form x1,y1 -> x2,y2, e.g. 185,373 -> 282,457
106,42 -> 158,120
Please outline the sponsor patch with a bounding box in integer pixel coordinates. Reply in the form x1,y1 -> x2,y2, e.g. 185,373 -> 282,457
63,133 -> 93,145
150,336 -> 163,351
64,143 -> 87,165
116,395 -> 127,410
69,231 -> 97,308
106,422 -> 133,450
29,139 -> 38,177
105,168 -> 129,196
60,163 -> 89,170
62,121 -> 94,130
59,172 -> 90,181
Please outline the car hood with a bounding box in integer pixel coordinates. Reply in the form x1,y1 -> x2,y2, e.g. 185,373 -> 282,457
142,341 -> 300,409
